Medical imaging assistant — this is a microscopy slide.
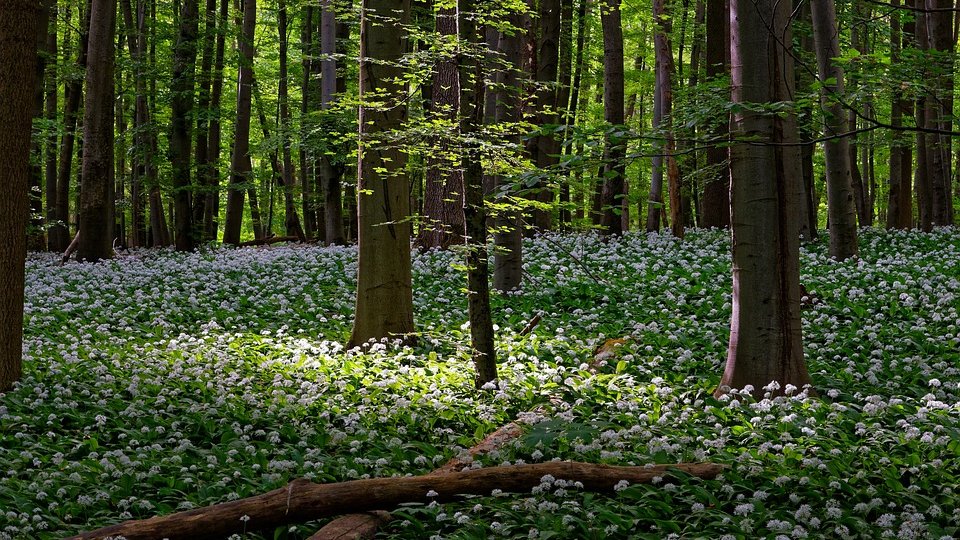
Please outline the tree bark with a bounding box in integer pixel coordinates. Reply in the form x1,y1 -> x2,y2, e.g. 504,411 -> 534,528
599,0 -> 627,236
170,0 -> 200,251
810,0 -> 858,260
191,0 -> 216,242
529,0 -> 562,231
277,0 -> 306,241
44,14 -> 59,251
886,0 -> 912,229
493,19 -> 524,292
417,5 -> 466,250
556,0 -> 574,228
69,462 -> 724,540
0,0 -> 41,390
319,0 -> 346,246
77,0 -> 116,262
652,0 -> 683,239
222,0 -> 256,245
926,0 -> 954,225
700,0 -> 730,228
348,0 -> 416,348
719,0 -> 811,397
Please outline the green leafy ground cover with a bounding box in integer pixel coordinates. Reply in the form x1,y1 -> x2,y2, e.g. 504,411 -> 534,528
1,228 -> 959,539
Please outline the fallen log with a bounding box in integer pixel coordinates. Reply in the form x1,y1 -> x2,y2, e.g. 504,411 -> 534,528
309,421 -> 526,539
68,461 -> 724,540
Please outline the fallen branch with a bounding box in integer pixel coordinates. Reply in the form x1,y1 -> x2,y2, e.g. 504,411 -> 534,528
519,313 -> 543,336
60,230 -> 80,265
69,461 -> 724,540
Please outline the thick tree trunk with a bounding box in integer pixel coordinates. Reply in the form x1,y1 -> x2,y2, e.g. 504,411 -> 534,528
319,0 -> 346,246
700,0 -> 730,228
222,0 -> 256,245
348,0 -> 416,348
886,0 -> 912,229
77,0 -> 116,262
0,0 -> 40,390
599,0 -> 627,236
69,462 -> 724,540
529,0 -> 562,231
810,0 -> 858,260
719,0 -> 811,397
170,0 -> 200,251
926,0 -> 954,225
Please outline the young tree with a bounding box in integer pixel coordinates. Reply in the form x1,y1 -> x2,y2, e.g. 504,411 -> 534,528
0,0 -> 41,391
810,0 -> 858,260
77,0 -> 117,262
718,0 -> 811,397
347,0 -> 416,347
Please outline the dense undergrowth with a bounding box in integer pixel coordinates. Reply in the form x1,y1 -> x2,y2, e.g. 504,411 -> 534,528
1,228 -> 958,539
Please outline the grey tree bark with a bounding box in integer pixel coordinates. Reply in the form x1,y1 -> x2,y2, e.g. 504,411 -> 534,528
222,0 -> 256,246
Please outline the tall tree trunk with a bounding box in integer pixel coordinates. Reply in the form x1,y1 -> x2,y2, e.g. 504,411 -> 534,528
417,4 -> 465,250
52,1 -> 92,252
44,15 -> 59,251
556,0 -> 573,228
719,0 -> 810,397
192,0 -> 216,242
810,0 -> 858,260
77,0 -> 116,262
0,0 -> 41,390
170,0 -> 200,251
652,0 -> 683,239
222,0 -> 256,246
567,0 -> 589,225
348,0 -> 416,347
886,1 -> 912,229
529,0 -> 561,231
277,0 -> 305,241
599,0 -> 626,236
28,1 -> 54,252
926,0 -> 954,225
203,0 -> 228,241
914,0 -> 933,230
320,0 -> 346,245
300,6 -> 317,239
493,18 -> 524,292
460,1 -> 497,386
796,0 -> 818,240
700,0 -> 730,228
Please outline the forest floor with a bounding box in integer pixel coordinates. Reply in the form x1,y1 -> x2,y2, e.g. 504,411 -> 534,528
1,228 -> 959,539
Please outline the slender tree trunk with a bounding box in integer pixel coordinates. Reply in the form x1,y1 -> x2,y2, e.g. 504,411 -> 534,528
277,0 -> 305,241
810,0 -> 858,260
203,0 -> 228,241
348,0 -> 416,347
44,15 -> 59,251
700,0 -> 730,228
567,0 -> 589,225
652,0 -> 682,238
914,0 -> 932,230
170,0 -> 200,251
222,0 -> 256,245
28,2 -> 54,252
192,0 -> 216,241
719,0 -> 810,397
926,0 -> 954,225
300,6 -> 317,239
0,0 -> 41,390
460,1 -> 497,386
529,0 -> 561,231
556,0 -> 573,228
887,1 -> 912,229
417,5 -> 465,250
77,0 -> 116,262
599,0 -> 626,236
320,0 -> 346,245
795,0 -> 817,240
493,19 -> 524,292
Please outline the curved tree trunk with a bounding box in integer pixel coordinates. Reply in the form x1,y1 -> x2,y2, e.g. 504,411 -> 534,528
348,0 -> 416,348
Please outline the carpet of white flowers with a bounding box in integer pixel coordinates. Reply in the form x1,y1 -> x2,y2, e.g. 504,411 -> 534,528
1,228 -> 959,539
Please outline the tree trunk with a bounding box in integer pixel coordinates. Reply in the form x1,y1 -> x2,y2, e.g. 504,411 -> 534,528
556,0 -> 573,228
318,0 -> 346,246
28,2 -> 54,252
77,0 -> 116,262
300,6 -> 317,239
222,0 -> 256,246
599,0 -> 626,236
191,0 -> 216,242
348,0 -> 416,348
277,0 -> 306,241
795,0 -> 817,240
170,0 -> 200,251
914,0 -> 932,230
529,0 -> 562,231
810,0 -> 858,260
493,19 -> 524,292
926,0 -> 954,225
700,0 -> 730,228
567,0 -> 589,225
0,0 -> 41,390
44,15 -> 59,251
417,5 -> 465,250
886,0 -> 912,229
652,0 -> 683,239
719,0 -> 811,397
